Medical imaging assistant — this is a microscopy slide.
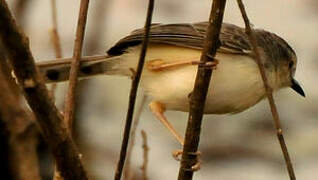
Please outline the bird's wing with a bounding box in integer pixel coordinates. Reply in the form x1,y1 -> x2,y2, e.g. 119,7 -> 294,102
107,22 -> 252,56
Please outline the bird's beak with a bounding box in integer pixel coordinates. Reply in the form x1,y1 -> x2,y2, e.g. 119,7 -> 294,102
291,78 -> 305,97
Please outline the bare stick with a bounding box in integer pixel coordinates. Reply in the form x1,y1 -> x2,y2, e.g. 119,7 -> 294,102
114,1 -> 154,179
50,0 -> 63,99
236,0 -> 296,179
0,1 -> 88,179
124,95 -> 147,180
64,0 -> 90,130
177,0 -> 226,180
140,130 -> 149,180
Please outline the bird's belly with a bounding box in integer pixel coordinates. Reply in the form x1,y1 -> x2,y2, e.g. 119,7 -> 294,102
140,53 -> 266,114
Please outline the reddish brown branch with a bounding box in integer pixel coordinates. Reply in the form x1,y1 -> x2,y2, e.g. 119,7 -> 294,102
64,0 -> 90,130
114,1 -> 155,180
177,0 -> 226,180
0,56 -> 41,180
236,0 -> 296,179
0,1 -> 88,179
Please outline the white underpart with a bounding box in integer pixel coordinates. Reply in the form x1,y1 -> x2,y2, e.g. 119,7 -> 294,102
116,44 -> 279,114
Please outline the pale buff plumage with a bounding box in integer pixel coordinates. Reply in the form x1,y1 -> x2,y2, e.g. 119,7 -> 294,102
36,22 -> 305,145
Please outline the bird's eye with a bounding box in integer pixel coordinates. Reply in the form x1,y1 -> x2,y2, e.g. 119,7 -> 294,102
289,61 -> 294,69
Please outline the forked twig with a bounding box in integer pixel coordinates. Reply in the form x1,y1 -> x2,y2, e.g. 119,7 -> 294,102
64,0 -> 90,130
0,1 -> 88,179
236,0 -> 296,179
177,0 -> 226,180
114,1 -> 155,179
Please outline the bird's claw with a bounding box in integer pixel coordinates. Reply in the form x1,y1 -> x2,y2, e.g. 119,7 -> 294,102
172,149 -> 183,161
195,59 -> 219,70
172,149 -> 202,171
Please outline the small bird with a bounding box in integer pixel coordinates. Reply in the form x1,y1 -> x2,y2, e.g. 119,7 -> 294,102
38,22 -> 305,145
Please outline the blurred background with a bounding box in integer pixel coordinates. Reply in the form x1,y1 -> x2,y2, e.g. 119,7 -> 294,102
4,0 -> 318,179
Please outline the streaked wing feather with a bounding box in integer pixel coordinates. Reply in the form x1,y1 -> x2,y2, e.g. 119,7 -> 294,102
107,22 -> 252,56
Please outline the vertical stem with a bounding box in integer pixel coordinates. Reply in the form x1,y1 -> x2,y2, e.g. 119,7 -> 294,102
64,0 -> 90,130
114,1 -> 155,180
236,1 -> 296,179
177,0 -> 226,180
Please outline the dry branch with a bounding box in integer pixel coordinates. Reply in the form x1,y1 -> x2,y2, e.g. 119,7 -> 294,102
0,1 -> 88,179
236,0 -> 296,179
114,1 -> 154,180
0,55 -> 40,180
177,0 -> 226,180
64,0 -> 90,130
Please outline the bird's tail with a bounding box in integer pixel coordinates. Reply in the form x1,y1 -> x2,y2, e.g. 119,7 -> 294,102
37,55 -> 129,83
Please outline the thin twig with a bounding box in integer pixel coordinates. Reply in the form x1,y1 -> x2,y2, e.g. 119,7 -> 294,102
0,1 -> 88,179
140,130 -> 149,180
49,0 -> 63,99
73,1 -> 111,177
64,0 -> 90,130
124,95 -> 147,180
114,1 -> 155,180
236,1 -> 296,179
177,0 -> 226,180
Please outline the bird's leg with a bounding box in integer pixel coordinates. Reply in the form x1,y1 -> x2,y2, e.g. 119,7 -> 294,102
149,101 -> 184,146
149,101 -> 201,171
146,59 -> 219,72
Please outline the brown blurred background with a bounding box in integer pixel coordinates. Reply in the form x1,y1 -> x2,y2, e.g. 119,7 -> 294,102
5,0 -> 318,179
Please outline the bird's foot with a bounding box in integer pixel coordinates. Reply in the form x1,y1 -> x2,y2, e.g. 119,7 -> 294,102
146,59 -> 166,71
194,59 -> 219,70
172,149 -> 201,171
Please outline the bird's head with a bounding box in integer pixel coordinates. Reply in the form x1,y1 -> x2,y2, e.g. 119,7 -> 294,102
270,34 -> 305,97
255,31 -> 305,97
